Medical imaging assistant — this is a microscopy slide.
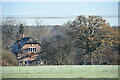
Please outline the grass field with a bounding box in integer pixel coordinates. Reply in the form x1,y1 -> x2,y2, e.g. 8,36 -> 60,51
2,65 -> 118,78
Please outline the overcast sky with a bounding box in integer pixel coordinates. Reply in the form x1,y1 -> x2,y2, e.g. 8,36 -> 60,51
2,2 -> 118,26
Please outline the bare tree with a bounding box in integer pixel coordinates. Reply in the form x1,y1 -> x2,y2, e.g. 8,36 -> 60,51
33,17 -> 52,42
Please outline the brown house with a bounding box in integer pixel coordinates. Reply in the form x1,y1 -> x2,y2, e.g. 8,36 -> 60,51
11,37 -> 43,66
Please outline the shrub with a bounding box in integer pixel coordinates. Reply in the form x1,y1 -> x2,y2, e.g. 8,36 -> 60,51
2,49 -> 18,66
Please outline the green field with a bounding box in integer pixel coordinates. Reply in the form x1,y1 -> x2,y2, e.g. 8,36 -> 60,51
2,65 -> 118,78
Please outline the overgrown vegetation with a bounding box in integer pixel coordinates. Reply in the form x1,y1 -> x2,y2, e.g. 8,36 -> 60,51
1,16 -> 119,66
2,49 -> 18,66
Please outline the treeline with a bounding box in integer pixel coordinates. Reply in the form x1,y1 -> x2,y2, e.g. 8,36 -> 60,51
42,16 -> 119,65
1,16 -> 120,66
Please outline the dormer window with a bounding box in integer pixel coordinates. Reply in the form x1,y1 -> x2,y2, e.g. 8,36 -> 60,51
28,47 -> 36,52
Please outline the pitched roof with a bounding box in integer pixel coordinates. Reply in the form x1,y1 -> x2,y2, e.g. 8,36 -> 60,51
11,37 -> 40,53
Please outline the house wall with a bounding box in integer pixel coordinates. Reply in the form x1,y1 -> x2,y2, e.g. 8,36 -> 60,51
21,44 -> 41,53
18,43 -> 41,63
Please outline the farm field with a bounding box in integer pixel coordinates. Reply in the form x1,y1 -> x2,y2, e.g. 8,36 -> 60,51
2,65 -> 118,78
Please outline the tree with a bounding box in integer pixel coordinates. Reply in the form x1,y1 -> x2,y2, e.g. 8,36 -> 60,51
42,22 -> 91,65
65,15 -> 118,65
32,17 -> 52,42
41,28 -> 78,65
19,24 -> 24,36
2,49 -> 18,66
2,17 -> 21,50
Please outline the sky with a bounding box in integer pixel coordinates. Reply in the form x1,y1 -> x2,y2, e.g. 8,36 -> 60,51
2,2 -> 118,26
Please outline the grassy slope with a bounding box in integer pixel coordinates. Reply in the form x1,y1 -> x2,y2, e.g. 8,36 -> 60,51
2,65 -> 118,78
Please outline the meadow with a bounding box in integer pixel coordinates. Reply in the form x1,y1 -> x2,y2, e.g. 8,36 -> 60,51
2,65 -> 118,78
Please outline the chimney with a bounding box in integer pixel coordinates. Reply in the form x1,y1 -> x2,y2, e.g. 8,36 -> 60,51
21,34 -> 24,38
18,39 -> 21,47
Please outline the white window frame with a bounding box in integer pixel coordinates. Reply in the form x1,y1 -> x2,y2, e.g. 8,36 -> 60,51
28,47 -> 37,52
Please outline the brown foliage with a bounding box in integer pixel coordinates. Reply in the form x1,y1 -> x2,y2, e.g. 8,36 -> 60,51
2,49 -> 18,66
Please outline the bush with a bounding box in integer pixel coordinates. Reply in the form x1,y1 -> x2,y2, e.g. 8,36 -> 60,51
2,49 -> 18,66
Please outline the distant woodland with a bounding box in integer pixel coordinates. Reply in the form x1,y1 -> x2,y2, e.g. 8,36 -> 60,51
1,16 -> 120,66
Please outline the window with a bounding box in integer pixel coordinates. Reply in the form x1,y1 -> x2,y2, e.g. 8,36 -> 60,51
28,47 -> 37,52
